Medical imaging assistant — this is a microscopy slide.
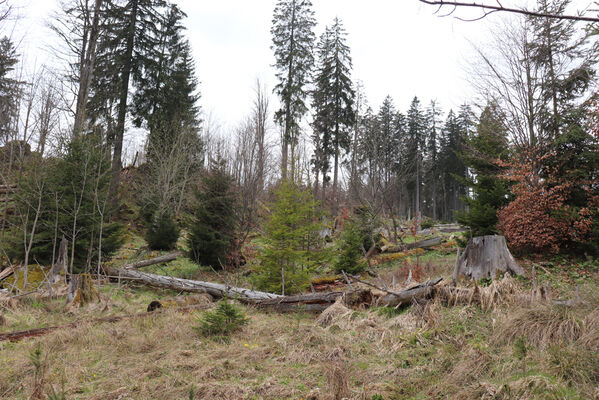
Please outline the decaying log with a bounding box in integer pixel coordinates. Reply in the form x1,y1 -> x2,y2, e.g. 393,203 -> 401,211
147,293 -> 213,312
377,278 -> 443,307
456,235 -> 524,280
252,289 -> 372,312
0,265 -> 18,281
385,236 -> 442,253
123,251 -> 182,269
103,266 -> 280,301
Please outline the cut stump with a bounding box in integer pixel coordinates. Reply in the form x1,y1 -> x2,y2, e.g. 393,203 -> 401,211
456,235 -> 523,281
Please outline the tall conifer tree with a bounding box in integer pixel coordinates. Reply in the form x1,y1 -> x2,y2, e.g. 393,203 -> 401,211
271,0 -> 316,180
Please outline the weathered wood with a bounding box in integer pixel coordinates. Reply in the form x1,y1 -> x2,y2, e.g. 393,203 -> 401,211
251,289 -> 373,312
103,266 -> 280,301
0,265 -> 18,281
123,251 -> 182,269
48,236 -> 68,286
67,274 -> 101,307
455,235 -> 524,280
385,236 -> 442,253
378,278 -> 443,307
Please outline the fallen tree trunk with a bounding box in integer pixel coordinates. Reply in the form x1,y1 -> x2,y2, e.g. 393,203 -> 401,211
251,289 -> 372,312
377,278 -> 443,307
0,265 -> 18,281
385,236 -> 442,253
103,266 -> 280,301
123,251 -> 182,269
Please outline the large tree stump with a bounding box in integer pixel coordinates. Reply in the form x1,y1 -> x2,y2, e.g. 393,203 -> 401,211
455,235 -> 524,281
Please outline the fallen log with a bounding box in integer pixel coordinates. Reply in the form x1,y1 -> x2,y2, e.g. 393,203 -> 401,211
384,236 -> 442,253
123,251 -> 182,269
251,289 -> 372,312
103,266 -> 280,301
377,278 -> 443,307
455,235 -> 524,280
0,265 -> 18,281
0,303 -> 214,343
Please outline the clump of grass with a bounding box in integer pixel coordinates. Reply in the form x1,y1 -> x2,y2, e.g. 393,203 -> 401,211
193,301 -> 248,343
548,344 -> 599,385
495,303 -> 584,348
325,362 -> 350,400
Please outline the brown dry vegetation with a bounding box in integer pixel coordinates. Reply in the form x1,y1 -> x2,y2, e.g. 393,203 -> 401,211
1,243 -> 599,399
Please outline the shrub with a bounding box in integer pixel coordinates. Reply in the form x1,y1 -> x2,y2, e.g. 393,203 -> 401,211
193,301 -> 248,343
420,217 -> 435,230
497,140 -> 598,254
187,162 -> 238,269
334,219 -> 367,274
145,211 -> 179,250
253,180 -> 327,294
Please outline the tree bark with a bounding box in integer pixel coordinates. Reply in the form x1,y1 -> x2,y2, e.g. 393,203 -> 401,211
110,0 -> 138,206
73,0 -> 103,137
103,266 -> 280,300
455,235 -> 524,281
377,278 -> 442,307
123,251 -> 182,269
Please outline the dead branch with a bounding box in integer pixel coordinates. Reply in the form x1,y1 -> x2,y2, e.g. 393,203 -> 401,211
122,251 -> 182,269
418,0 -> 599,22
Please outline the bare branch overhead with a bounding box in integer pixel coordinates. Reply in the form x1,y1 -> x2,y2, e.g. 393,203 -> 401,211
418,0 -> 599,22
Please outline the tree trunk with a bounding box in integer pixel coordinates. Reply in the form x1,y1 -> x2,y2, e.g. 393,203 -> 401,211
103,266 -> 280,300
377,278 -> 442,307
110,0 -> 138,207
252,289 -> 372,312
67,273 -> 101,307
123,251 -> 182,269
455,235 -> 524,281
73,0 -> 103,137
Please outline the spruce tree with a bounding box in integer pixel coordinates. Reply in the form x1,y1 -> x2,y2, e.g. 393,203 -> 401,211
456,103 -> 511,237
406,97 -> 426,219
311,18 -> 355,210
253,180 -> 325,294
271,0 -> 316,179
8,133 -> 125,272
187,162 -> 237,269
0,37 -> 19,143
424,100 -> 442,219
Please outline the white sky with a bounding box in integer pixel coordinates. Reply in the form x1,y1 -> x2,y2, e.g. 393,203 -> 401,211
5,0 -> 597,135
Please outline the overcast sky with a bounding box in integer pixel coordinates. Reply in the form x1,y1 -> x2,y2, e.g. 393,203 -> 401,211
6,0 -> 596,135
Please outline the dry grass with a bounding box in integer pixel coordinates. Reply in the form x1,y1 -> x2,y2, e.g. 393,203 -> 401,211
1,259 -> 598,399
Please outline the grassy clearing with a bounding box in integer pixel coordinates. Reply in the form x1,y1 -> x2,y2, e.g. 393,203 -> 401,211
1,265 -> 598,399
2,232 -> 599,399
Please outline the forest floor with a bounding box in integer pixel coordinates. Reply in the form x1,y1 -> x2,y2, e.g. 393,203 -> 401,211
1,233 -> 599,399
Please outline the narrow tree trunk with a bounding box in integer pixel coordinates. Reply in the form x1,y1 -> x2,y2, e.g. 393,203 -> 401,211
73,0 -> 103,137
110,0 -> 138,207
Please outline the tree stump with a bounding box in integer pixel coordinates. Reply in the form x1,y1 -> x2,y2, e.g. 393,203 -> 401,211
455,235 -> 524,281
67,274 -> 101,307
